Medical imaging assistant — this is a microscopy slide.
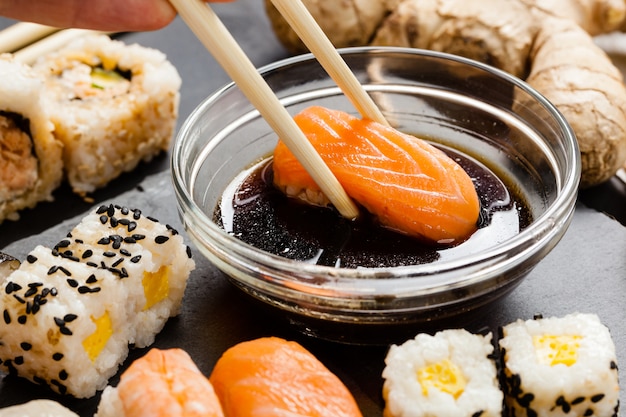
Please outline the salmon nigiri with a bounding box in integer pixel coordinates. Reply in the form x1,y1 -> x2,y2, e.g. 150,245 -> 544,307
209,337 -> 363,417
95,348 -> 224,417
272,106 -> 480,245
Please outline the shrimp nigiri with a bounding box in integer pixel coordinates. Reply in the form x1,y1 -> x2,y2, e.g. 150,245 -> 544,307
95,348 -> 224,417
209,337 -> 363,417
272,106 -> 480,245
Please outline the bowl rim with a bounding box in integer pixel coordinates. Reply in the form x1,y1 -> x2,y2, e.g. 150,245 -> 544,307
171,46 -> 581,295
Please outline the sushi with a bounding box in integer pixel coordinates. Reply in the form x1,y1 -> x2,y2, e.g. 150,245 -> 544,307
272,105 -> 480,244
209,336 -> 363,417
0,204 -> 195,398
0,400 -> 79,417
0,55 -> 63,223
31,35 -> 181,196
382,329 -> 503,417
95,348 -> 224,417
499,313 -> 619,417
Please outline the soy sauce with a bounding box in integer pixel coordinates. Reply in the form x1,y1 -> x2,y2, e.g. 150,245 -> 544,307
214,146 -> 533,268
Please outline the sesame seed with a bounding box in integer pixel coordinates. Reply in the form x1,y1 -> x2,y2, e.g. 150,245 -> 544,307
155,235 -> 169,244
5,282 -> 21,294
120,249 -> 131,256
82,249 -> 93,259
121,207 -> 129,215
112,258 -> 123,267
110,217 -> 119,227
86,275 -> 97,284
56,239 -> 70,248
50,288 -> 58,296
20,342 -> 32,351
67,279 -> 78,288
60,326 -> 72,336
24,287 -> 37,298
99,215 -> 108,224
59,370 -> 68,380
186,246 -> 192,258
17,315 -> 26,324
13,294 -> 25,304
107,205 -> 115,217
128,222 -> 137,232
591,394 -> 605,403
78,286 -> 92,294
130,255 -> 141,263
86,262 -> 98,268
58,266 -> 71,276
64,314 -> 77,322
52,353 -> 64,361
3,310 -> 10,324
96,205 -> 108,214
14,356 -> 23,365
147,216 -> 159,222
26,255 -> 37,263
124,237 -> 136,244
132,234 -> 146,241
132,209 -> 141,219
47,266 -> 58,275
98,237 -> 111,245
103,251 -> 116,258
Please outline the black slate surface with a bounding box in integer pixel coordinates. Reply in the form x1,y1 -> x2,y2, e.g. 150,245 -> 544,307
0,1 -> 625,415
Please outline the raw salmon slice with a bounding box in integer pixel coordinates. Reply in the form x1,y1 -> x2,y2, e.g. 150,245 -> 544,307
209,337 -> 363,417
96,348 -> 224,417
273,106 -> 480,244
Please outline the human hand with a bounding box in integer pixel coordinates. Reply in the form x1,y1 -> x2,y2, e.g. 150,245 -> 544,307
0,0 -> 234,32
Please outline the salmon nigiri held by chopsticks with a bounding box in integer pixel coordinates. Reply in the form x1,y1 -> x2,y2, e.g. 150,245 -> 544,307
95,348 -> 225,417
272,106 -> 481,245
209,337 -> 363,417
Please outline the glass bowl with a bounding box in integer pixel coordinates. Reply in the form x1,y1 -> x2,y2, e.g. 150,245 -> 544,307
171,47 -> 580,344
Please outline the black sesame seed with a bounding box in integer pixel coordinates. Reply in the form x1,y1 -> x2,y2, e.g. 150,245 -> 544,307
47,266 -> 59,275
130,255 -> 142,263
66,279 -> 78,288
64,314 -> 77,322
3,310 -> 10,324
132,209 -> 141,219
110,217 -> 119,227
86,261 -> 98,268
20,342 -> 32,351
50,288 -> 58,296
128,222 -> 137,232
186,246 -> 192,258
86,274 -> 97,284
53,353 -> 64,361
120,249 -> 131,256
58,266 -> 71,276
112,258 -> 123,267
121,206 -> 129,215
59,326 -> 72,336
75,239 -> 83,244
132,234 -> 146,240
54,317 -> 65,326
14,356 -> 23,365
56,239 -> 70,248
28,282 -> 43,288
90,287 -> 101,293
23,287 -> 37,298
6,281 -> 21,294
25,302 -> 32,314
17,315 -> 26,324
41,288 -> 50,297
591,394 -> 605,403
78,286 -> 91,294
31,303 -> 40,314
59,370 -> 68,380
155,235 -> 169,244
584,409 -> 593,416
107,205 -> 115,217
98,237 -> 111,245
26,254 -> 38,263
99,215 -> 108,224
118,218 -> 130,226
572,397 -> 585,405
124,237 -> 136,244
103,251 -> 116,258
82,249 -> 93,259
13,294 -> 25,304
97,205 -> 108,214
610,361 -> 618,370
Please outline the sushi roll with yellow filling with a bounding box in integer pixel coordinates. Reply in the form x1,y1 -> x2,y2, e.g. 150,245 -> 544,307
499,313 -> 619,417
32,35 -> 181,196
382,329 -> 503,417
0,56 -> 63,222
0,204 -> 195,398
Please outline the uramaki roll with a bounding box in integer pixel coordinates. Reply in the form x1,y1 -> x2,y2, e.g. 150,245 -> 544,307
0,55 -> 63,223
32,35 -> 182,196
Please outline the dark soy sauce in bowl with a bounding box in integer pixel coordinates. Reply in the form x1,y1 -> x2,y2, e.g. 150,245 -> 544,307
214,145 -> 533,269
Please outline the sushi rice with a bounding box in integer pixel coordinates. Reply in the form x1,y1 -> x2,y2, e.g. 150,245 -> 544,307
0,204 -> 195,398
382,329 -> 503,417
32,35 -> 181,196
499,313 -> 619,417
0,55 -> 63,223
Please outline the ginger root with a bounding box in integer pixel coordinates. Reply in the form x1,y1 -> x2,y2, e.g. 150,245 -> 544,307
265,0 -> 626,187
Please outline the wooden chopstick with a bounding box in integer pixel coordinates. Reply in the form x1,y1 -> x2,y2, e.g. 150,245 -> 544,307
12,28 -> 110,64
0,22 -> 59,53
169,0 -> 360,220
269,0 -> 388,126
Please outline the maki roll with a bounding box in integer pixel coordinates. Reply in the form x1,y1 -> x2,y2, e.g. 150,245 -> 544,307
0,55 -> 63,222
32,35 -> 181,196
382,329 -> 503,417
499,313 -> 619,417
0,204 -> 195,398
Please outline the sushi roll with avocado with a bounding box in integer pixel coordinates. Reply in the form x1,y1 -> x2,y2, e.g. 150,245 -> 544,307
382,329 -> 503,417
0,204 -> 195,398
499,313 -> 619,417
0,55 -> 63,222
32,35 -> 181,196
